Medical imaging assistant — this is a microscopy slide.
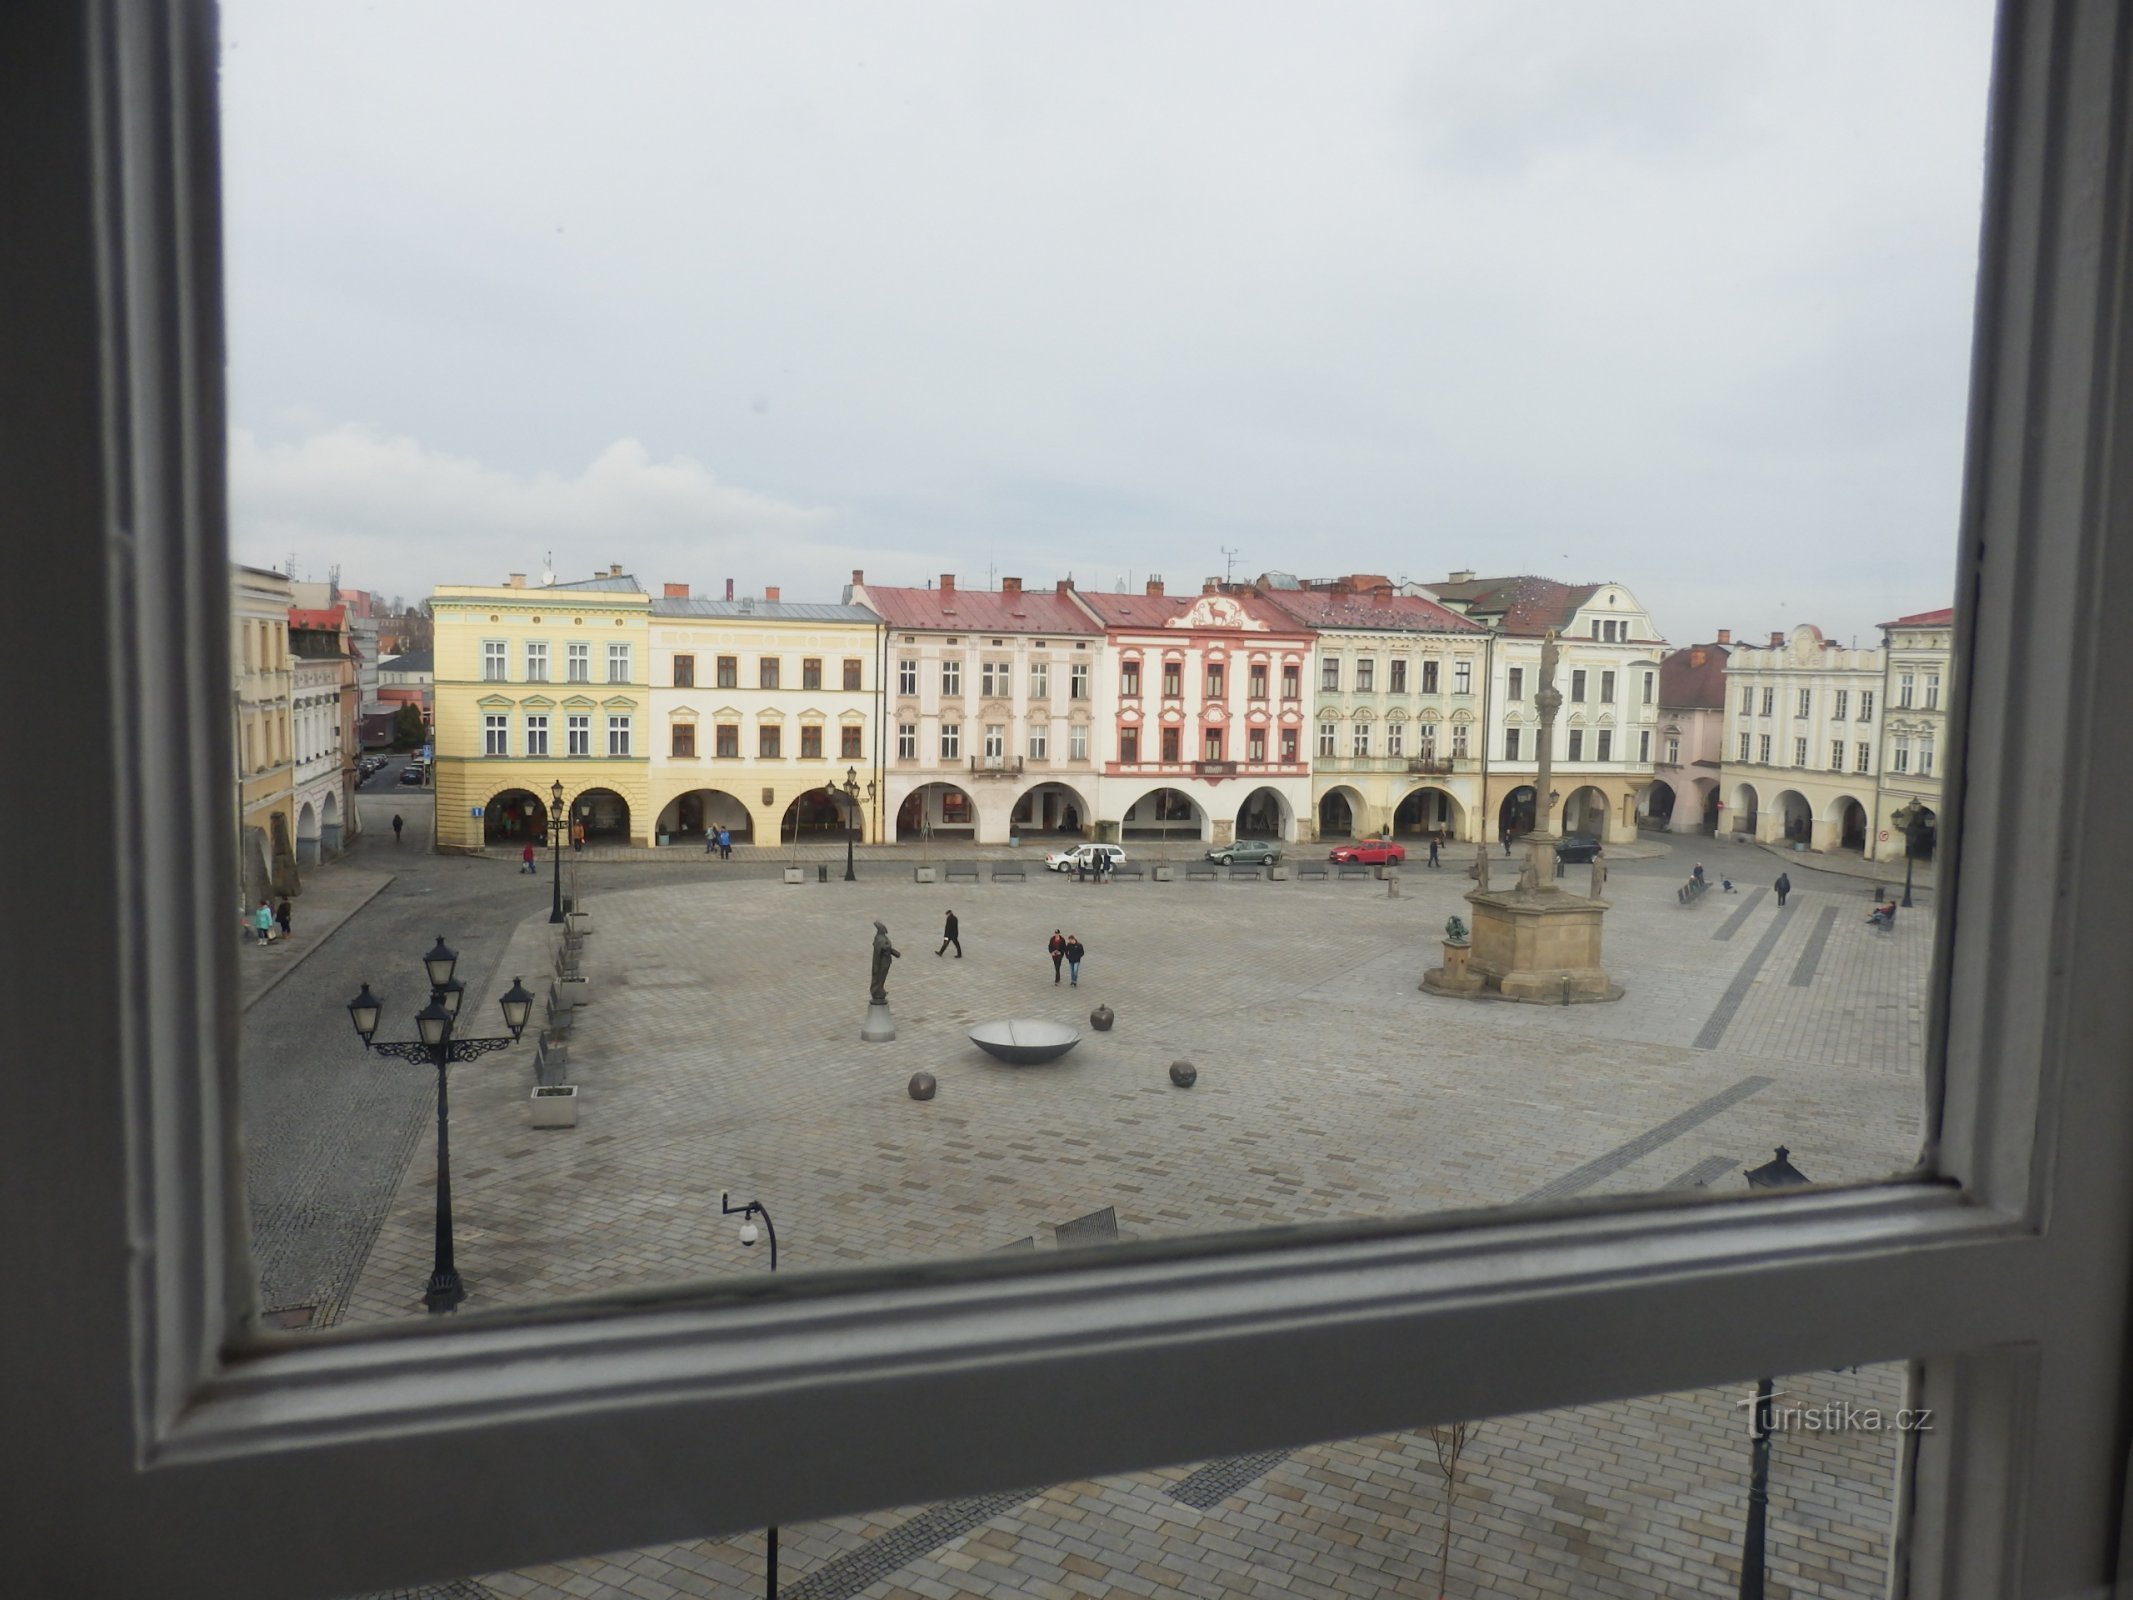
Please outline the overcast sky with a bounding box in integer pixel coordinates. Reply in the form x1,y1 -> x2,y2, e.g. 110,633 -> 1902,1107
221,2 -> 1994,645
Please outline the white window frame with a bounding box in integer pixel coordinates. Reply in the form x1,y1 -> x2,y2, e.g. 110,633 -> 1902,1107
1450,721 -> 1468,758
1858,742 -> 1872,775
607,714 -> 631,757
483,713 -> 508,756
1740,731 -> 1752,761
1068,724 -> 1088,762
482,638 -> 507,681
940,722 -> 961,760
1027,725 -> 1047,760
897,658 -> 917,696
897,723 -> 917,760
566,714 -> 592,757
941,659 -> 960,696
525,715 -> 549,757
21,10 -> 2133,1599
1319,722 -> 1337,757
1386,721 -> 1403,758
566,641 -> 590,682
1862,689 -> 1876,723
604,643 -> 628,684
1029,661 -> 1049,701
525,639 -> 548,682
1351,722 -> 1370,757
1069,662 -> 1089,700
983,724 -> 1004,761
1795,736 -> 1809,766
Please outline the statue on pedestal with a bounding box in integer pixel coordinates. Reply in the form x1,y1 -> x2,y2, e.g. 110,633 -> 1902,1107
869,920 -> 901,1004
1590,856 -> 1608,899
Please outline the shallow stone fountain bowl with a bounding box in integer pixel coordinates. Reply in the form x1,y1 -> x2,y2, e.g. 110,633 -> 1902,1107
968,1019 -> 1082,1065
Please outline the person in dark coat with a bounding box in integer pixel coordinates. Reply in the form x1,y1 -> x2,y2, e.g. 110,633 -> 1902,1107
1064,934 -> 1085,986
937,909 -> 961,958
1774,871 -> 1792,907
1426,835 -> 1441,868
391,813 -> 404,844
1048,929 -> 1066,983
275,897 -> 293,941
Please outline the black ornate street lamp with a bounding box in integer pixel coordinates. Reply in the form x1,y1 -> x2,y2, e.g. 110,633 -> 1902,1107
547,778 -> 569,924
723,1192 -> 781,1597
1739,1146 -> 1812,1600
1891,799 -> 1925,909
347,941 -> 533,1314
838,764 -> 876,882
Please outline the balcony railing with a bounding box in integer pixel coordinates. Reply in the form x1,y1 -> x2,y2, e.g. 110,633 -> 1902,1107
968,755 -> 1024,779
1105,759 -> 1305,779
1406,756 -> 1456,775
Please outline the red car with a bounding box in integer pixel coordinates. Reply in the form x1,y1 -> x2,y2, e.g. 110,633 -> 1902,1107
1328,839 -> 1405,865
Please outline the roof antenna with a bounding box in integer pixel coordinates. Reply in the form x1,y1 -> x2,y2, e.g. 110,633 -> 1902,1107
1221,545 -> 1240,584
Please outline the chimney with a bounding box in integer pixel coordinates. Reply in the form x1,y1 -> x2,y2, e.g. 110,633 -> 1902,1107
1769,630 -> 1784,648
851,568 -> 864,586
939,574 -> 956,594
507,572 -> 526,589
1204,577 -> 1221,594
664,582 -> 689,598
1716,628 -> 1731,645
1002,576 -> 1022,595
1690,646 -> 1706,668
610,563 -> 624,578
1448,569 -> 1476,583
724,578 -> 735,601
765,585 -> 780,602
1145,576 -> 1164,597
1056,579 -> 1071,597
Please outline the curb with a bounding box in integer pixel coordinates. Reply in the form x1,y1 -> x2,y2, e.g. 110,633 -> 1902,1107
243,874 -> 398,1012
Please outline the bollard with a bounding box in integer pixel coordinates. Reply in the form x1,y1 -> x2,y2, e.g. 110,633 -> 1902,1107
818,863 -> 829,883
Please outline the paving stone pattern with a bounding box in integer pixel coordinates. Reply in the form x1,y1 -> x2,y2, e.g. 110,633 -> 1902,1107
322,861 -> 1928,1598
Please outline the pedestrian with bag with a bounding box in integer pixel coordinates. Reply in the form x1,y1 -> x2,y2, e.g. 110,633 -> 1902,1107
521,842 -> 537,874
1064,933 -> 1085,986
1048,929 -> 1066,984
937,909 -> 961,958
275,897 -> 293,942
1774,871 -> 1792,908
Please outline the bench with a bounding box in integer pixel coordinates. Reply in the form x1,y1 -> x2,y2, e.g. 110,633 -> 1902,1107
1185,864 -> 1220,880
1677,878 -> 1710,906
1110,864 -> 1144,881
1296,863 -> 1330,881
1227,865 -> 1262,881
1337,864 -> 1371,880
944,861 -> 981,883
990,864 -> 1026,882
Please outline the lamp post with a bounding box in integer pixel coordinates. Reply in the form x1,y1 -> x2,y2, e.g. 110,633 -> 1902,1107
1891,799 -> 1923,909
347,940 -> 534,1314
723,1193 -> 780,1598
839,764 -> 876,882
1739,1146 -> 1811,1600
547,778 -> 568,924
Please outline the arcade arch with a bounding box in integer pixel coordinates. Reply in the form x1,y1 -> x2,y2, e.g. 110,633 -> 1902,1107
1236,786 -> 1293,841
897,782 -> 977,842
655,788 -> 755,843
1317,785 -> 1366,840
1011,781 -> 1091,838
1392,785 -> 1462,839
482,787 -> 550,845
1118,785 -> 1208,841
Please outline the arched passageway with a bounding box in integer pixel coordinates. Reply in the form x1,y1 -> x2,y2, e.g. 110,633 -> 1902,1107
1235,786 -> 1292,840
1775,790 -> 1813,845
483,788 -> 549,844
1317,787 -> 1363,839
1729,783 -> 1760,837
1498,786 -> 1537,843
1121,787 -> 1207,840
656,788 -> 754,842
1393,786 -> 1461,839
897,783 -> 976,841
1561,785 -> 1608,837
1012,781 -> 1091,837
780,787 -> 850,842
1639,780 -> 1677,830
570,788 -> 631,843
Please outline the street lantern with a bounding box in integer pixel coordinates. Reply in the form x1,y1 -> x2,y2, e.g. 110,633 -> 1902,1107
1890,799 -> 1926,909
722,1191 -> 782,1597
346,982 -> 382,1044
422,936 -> 459,991
435,976 -> 465,1019
414,998 -> 453,1049
547,779 -> 570,924
499,976 -> 535,1038
1739,1146 -> 1811,1600
838,764 -> 876,882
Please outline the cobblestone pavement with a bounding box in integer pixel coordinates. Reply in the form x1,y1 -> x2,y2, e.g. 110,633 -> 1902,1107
310,833 -> 1931,1600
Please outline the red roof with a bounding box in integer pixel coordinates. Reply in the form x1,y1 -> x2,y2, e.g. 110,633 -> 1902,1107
1429,575 -> 1604,635
1254,587 -> 1486,635
1658,643 -> 1730,710
1070,589 -> 1311,636
1879,607 -> 1955,629
857,582 -> 1094,634
287,607 -> 346,631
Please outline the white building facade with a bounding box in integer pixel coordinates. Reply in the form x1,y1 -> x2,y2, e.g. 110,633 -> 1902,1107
1873,607 -> 1955,866
1718,625 -> 1885,852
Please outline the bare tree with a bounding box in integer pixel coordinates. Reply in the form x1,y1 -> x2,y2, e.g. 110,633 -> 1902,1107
1427,1421 -> 1474,1598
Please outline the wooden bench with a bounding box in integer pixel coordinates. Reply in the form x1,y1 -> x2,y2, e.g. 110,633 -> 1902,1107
1227,865 -> 1262,880
944,861 -> 981,883
1185,864 -> 1220,881
1109,863 -> 1144,881
1336,863 -> 1372,880
990,864 -> 1026,882
1677,879 -> 1710,905
1296,863 -> 1330,881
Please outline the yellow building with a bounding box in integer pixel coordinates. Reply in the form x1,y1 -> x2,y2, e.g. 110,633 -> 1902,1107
646,583 -> 885,846
431,567 -> 652,849
232,563 -> 298,906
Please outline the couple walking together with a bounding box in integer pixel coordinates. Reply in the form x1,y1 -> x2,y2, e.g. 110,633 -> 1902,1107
1047,929 -> 1085,985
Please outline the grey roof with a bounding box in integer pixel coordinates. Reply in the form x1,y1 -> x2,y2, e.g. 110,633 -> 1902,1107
650,597 -> 881,622
380,649 -> 434,674
543,574 -> 644,593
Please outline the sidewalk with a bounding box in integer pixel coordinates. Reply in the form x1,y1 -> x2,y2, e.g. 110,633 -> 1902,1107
238,862 -> 395,1010
471,834 -> 1676,866
1748,835 -> 1937,893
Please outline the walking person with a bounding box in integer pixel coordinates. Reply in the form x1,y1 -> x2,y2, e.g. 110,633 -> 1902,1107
521,841 -> 537,874
1774,871 -> 1792,908
251,899 -> 274,945
1064,933 -> 1085,986
391,813 -> 404,845
1048,929 -> 1066,984
1426,835 -> 1440,868
704,827 -> 716,855
937,909 -> 961,958
572,820 -> 586,852
719,827 -> 732,859
1502,828 -> 1513,857
275,897 -> 293,942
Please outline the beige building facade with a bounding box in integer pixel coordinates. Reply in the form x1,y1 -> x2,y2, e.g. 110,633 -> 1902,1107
1718,624 -> 1885,853
231,564 -> 298,906
1873,607 -> 1954,866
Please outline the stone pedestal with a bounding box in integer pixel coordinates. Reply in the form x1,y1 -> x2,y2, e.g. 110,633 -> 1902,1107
1425,838 -> 1622,1004
861,1001 -> 897,1042
1421,940 -> 1482,996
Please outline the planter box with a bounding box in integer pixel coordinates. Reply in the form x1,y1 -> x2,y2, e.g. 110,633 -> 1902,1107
530,1084 -> 579,1128
783,866 -> 806,884
1376,864 -> 1401,881
1267,864 -> 1291,881
559,973 -> 592,1006
1151,864 -> 1176,882
566,908 -> 592,936
913,865 -> 938,883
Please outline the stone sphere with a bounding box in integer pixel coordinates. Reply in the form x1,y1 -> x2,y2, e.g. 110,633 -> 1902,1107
907,1071 -> 937,1101
1168,1059 -> 1197,1088
1090,1003 -> 1115,1032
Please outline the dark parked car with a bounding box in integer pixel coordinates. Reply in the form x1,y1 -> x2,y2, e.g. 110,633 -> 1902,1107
398,764 -> 427,787
1554,833 -> 1603,864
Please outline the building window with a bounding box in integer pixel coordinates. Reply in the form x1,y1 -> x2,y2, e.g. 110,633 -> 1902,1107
1856,742 -> 1871,774
717,724 -> 740,759
1597,729 -> 1613,762
1388,659 -> 1407,693
672,654 -> 694,688
525,715 -> 549,757
1899,672 -> 1915,707
607,715 -> 631,757
567,714 -> 591,757
718,655 -> 738,688
983,724 -> 1005,761
1638,729 -> 1650,762
672,724 -> 696,759
896,659 -> 916,695
1741,686 -> 1754,715
1505,727 -> 1521,761
1070,663 -> 1089,700
1161,727 -> 1181,762
1570,669 -> 1587,702
1759,734 -> 1773,763
1028,725 -> 1048,760
483,714 -> 508,755
1926,672 -> 1942,709
1279,728 -> 1299,761
1797,689 -> 1812,718
1204,729 -> 1224,762
1451,722 -> 1469,757
1795,736 -> 1809,765
1206,664 -> 1225,699
1860,690 -> 1875,723
1642,670 -> 1654,704
1029,661 -> 1050,700
802,658 -> 822,691
760,725 -> 782,759
1454,659 -> 1472,694
942,660 -> 961,696
841,725 -> 864,759
1355,659 -> 1374,692
1281,663 -> 1301,699
1832,740 -> 1846,770
1417,725 -> 1437,759
1664,734 -> 1680,763
1600,670 -> 1615,703
525,640 -> 548,682
896,724 -> 916,760
1119,727 -> 1139,764
940,723 -> 961,760
1739,732 -> 1751,761
1249,663 -> 1269,698
1162,662 -> 1183,697
1243,728 -> 1265,762
1321,658 -> 1341,692
1069,725 -> 1088,761
1834,690 -> 1849,719
483,639 -> 507,681
1386,721 -> 1405,758
608,643 -> 631,683
1568,728 -> 1585,761
760,658 -> 781,690
800,725 -> 822,759
1120,661 -> 1141,697
1894,736 -> 1911,772
1352,723 -> 1371,757
1505,665 -> 1522,701
568,642 -> 591,682
1319,722 -> 1338,757
843,659 -> 863,691
1761,687 -> 1775,717
980,661 -> 1005,696
1921,735 -> 1937,775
